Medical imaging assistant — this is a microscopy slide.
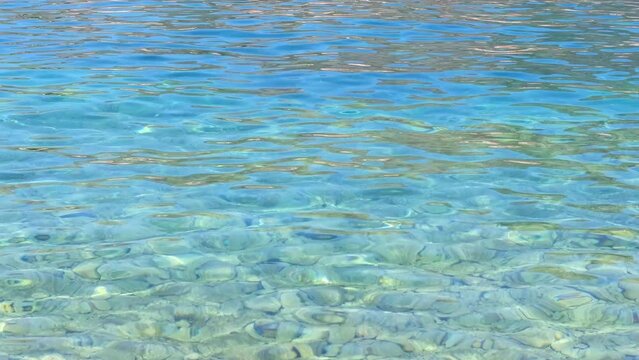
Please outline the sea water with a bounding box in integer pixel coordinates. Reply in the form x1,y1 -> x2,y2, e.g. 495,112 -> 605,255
0,0 -> 638,359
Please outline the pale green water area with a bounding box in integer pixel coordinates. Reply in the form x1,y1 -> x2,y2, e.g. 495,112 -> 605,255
1,0 -> 639,359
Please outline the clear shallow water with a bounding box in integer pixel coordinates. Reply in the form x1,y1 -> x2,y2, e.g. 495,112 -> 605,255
1,0 -> 638,358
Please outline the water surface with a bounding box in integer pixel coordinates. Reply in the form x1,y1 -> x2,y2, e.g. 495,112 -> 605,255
1,0 -> 639,359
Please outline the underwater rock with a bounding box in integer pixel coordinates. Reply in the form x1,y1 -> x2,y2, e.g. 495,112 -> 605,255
301,286 -> 348,306
72,259 -> 103,280
117,319 -> 162,339
316,253 -> 379,267
328,326 -> 357,344
280,290 -> 304,309
282,266 -> 335,286
257,344 -> 314,360
35,234 -> 51,241
509,287 -> 594,321
63,300 -> 93,314
162,320 -> 193,342
339,340 -> 406,358
240,244 -> 324,265
454,307 -> 530,332
201,229 -> 278,251
378,270 -> 455,290
618,278 -> 639,301
0,317 -> 62,336
398,329 -> 447,353
369,291 -> 463,315
244,294 -> 282,314
193,282 -> 263,303
294,307 -> 347,325
99,340 -> 179,360
513,327 -> 564,348
149,214 -> 228,234
0,269 -> 81,296
194,260 -> 236,282
447,242 -> 498,262
333,266 -> 382,286
246,320 -> 304,342
503,230 -> 558,249
297,231 -> 339,241
567,302 -> 639,327
147,237 -> 192,254
371,240 -> 424,265
550,338 -> 592,359
97,261 -> 169,282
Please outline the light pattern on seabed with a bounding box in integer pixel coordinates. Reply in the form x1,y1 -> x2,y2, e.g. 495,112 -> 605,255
0,0 -> 638,359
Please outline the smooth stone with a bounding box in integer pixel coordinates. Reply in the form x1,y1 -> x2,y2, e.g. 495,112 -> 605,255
91,285 -> 118,299
147,237 -> 192,254
195,282 -> 263,302
371,292 -> 461,313
280,291 -> 303,308
64,300 -> 93,314
378,270 -> 453,289
339,340 -> 405,358
399,330 -> 446,353
150,215 -> 227,233
443,331 -> 470,349
97,262 -> 168,281
201,229 -> 275,251
247,245 -> 323,265
295,307 -> 347,325
333,266 -> 382,286
550,338 -> 590,359
35,234 -> 51,241
100,341 -> 176,360
39,355 -> 65,360
219,299 -> 243,316
328,326 -> 357,344
510,287 -> 594,315
0,317 -> 62,336
72,259 -> 103,280
153,254 -> 201,269
283,267 -> 334,285
257,344 -> 314,360
244,294 -> 282,314
118,319 -> 162,338
372,241 -> 424,265
316,254 -> 378,267
302,286 -> 347,306
447,242 -> 497,262
619,278 -> 639,301
505,230 -> 557,248
90,299 -> 112,311
194,261 -> 236,282
162,321 -> 192,342
246,320 -> 303,342
514,327 -> 563,348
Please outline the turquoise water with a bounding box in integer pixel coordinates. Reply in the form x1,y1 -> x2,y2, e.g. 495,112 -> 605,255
1,0 -> 638,358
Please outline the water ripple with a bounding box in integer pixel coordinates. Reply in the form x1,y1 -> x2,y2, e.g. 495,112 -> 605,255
1,0 -> 638,359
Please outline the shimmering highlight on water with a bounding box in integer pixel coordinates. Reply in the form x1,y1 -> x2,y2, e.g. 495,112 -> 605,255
1,0 -> 638,359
